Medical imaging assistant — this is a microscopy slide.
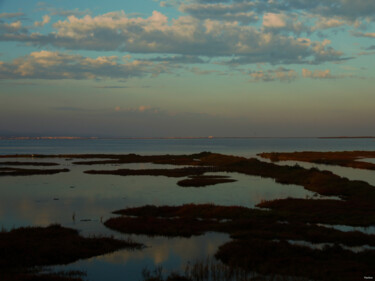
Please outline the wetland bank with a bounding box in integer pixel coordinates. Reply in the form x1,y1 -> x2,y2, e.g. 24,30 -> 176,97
1,139 -> 375,280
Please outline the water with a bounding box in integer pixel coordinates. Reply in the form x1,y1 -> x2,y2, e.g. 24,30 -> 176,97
1,137 -> 375,157
1,138 -> 375,280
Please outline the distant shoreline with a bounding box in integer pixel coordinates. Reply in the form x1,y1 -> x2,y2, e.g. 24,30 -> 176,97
0,136 -> 374,140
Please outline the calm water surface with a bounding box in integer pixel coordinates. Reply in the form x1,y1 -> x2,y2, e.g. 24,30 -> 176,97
1,138 -> 375,280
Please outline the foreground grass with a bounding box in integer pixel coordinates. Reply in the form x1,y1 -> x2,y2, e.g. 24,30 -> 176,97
141,259 -> 311,281
0,270 -> 85,281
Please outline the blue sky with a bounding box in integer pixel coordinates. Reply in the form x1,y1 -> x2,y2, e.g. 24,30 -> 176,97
0,0 -> 374,137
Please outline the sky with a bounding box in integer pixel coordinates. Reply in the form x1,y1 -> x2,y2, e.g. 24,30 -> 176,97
0,0 -> 374,137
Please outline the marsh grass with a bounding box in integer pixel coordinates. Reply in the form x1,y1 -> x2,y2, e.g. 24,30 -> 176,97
141,259 -> 309,281
259,151 -> 375,170
0,167 -> 69,176
0,224 -> 143,280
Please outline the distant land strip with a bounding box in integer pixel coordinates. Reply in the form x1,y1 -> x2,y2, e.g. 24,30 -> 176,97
1,136 -> 374,140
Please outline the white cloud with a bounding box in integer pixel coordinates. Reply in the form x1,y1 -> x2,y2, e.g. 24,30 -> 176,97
250,67 -> 298,82
302,68 -> 333,79
263,13 -> 287,28
312,16 -> 346,30
0,11 -> 346,66
34,15 -> 51,27
0,50 -> 170,80
0,20 -> 24,33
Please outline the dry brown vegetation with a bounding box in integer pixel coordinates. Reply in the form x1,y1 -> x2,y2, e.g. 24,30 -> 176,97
0,224 -> 142,280
85,167 -> 208,177
0,167 -> 69,176
177,175 -> 236,187
141,259 -> 309,281
259,151 -> 375,170
0,270 -> 85,281
0,161 -> 59,166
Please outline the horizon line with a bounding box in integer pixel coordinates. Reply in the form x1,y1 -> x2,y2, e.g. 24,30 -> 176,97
1,136 -> 375,140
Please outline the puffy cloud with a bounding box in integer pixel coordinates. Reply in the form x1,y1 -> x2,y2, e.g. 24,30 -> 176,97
34,15 -> 51,27
262,12 -> 308,34
179,2 -> 258,24
301,67 -> 359,79
0,20 -> 26,33
0,11 -> 346,65
0,50 -> 170,80
302,68 -> 333,79
263,13 -> 287,28
311,16 -> 347,30
250,67 -> 298,82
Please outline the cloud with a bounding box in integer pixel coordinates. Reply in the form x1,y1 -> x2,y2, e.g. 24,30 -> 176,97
352,31 -> 375,38
179,2 -> 258,24
192,0 -> 375,21
52,106 -> 87,111
0,13 -> 25,19
249,67 -> 298,82
262,12 -> 308,34
357,50 -> 375,56
0,50 -> 170,80
190,67 -> 225,75
34,15 -> 51,27
0,11 -> 346,66
0,20 -> 26,33
311,16 -> 347,31
138,105 -> 151,112
95,85 -> 130,89
148,55 -> 206,64
302,68 -> 333,79
114,105 -> 157,113
263,13 -> 287,28
36,2 -> 90,17
302,68 -> 361,79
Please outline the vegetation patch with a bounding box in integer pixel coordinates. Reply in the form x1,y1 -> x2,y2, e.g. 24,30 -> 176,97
0,224 -> 143,280
177,175 -> 236,187
106,204 -> 375,281
259,151 -> 375,170
0,270 -> 86,281
0,167 -> 69,176
140,259 -> 306,281
216,238 -> 375,281
0,161 -> 59,166
84,167 -> 208,177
